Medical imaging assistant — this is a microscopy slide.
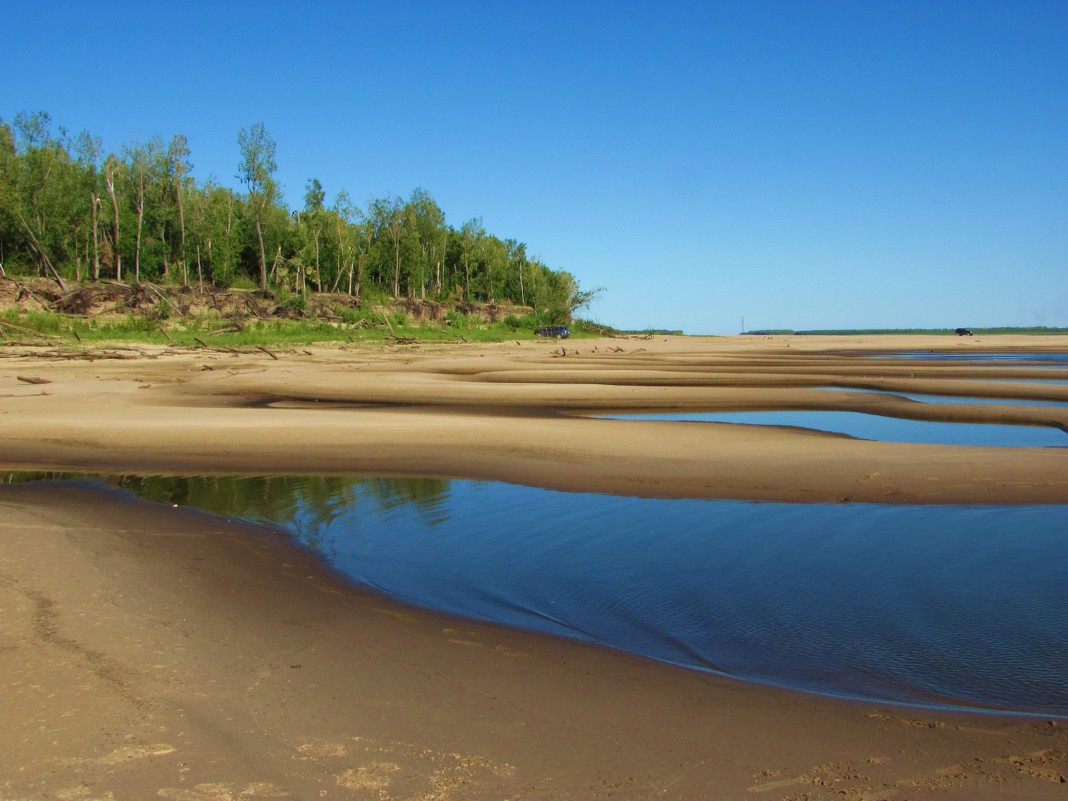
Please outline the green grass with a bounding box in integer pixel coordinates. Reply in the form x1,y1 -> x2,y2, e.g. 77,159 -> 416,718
1,308 -> 599,348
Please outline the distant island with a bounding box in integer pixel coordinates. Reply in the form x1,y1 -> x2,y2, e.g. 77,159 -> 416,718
744,327 -> 1068,336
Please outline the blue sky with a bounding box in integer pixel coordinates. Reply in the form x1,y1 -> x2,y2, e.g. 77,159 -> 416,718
4,0 -> 1066,333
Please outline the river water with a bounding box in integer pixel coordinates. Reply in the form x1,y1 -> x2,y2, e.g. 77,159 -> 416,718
602,410 -> 1068,447
876,351 -> 1068,365
34,470 -> 1067,719
9,355 -> 1067,717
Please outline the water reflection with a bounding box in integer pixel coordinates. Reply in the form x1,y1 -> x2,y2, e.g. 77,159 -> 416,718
9,472 -> 1066,718
5,472 -> 453,547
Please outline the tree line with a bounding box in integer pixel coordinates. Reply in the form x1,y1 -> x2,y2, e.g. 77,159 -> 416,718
0,112 -> 598,322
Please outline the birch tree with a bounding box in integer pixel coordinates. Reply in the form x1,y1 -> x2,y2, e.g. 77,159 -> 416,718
236,123 -> 277,290
167,134 -> 192,285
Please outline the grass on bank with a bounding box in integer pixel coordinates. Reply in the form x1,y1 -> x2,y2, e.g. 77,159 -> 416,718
1,308 -> 608,348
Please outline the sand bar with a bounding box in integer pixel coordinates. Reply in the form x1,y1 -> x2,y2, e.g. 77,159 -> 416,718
1,334 -> 1067,503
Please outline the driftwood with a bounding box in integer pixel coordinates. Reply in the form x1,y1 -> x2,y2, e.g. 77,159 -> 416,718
147,283 -> 184,315
208,322 -> 243,336
256,345 -> 279,360
17,375 -> 51,384
193,336 -> 243,356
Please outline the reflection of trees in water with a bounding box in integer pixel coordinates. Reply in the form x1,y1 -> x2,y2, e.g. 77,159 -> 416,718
2,470 -> 82,484
3,472 -> 452,546
110,475 -> 452,544
365,476 -> 453,512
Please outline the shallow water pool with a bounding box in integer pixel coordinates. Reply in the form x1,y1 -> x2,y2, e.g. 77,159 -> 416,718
57,473 -> 1068,718
602,410 -> 1068,447
879,351 -> 1068,365
815,386 -> 1068,408
899,392 -> 1068,407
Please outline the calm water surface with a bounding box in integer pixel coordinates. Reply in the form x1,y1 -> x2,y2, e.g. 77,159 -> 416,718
44,473 -> 1068,718
815,386 -> 1068,407
879,352 -> 1068,365
603,411 -> 1068,447
899,392 -> 1068,407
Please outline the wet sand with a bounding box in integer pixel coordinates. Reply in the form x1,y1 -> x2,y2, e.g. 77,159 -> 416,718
2,334 -> 1067,798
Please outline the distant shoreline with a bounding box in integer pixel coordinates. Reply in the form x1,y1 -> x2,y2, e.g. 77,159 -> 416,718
742,326 -> 1068,336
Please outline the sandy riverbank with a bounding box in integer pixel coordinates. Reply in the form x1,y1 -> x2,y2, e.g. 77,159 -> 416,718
2,335 -> 1067,799
1,334 -> 1067,503
2,482 -> 1066,800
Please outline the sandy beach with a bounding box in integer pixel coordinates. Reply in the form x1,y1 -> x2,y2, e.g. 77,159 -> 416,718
2,334 -> 1067,799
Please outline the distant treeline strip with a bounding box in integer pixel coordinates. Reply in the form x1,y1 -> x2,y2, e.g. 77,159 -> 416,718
0,112 -> 599,325
745,327 -> 1068,335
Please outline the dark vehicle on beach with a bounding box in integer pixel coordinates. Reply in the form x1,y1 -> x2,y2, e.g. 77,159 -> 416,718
535,325 -> 570,339
955,328 -> 974,336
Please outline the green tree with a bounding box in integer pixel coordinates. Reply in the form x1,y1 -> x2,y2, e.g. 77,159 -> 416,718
505,239 -> 528,306
329,190 -> 358,293
123,136 -> 167,282
101,153 -> 125,280
404,187 -> 444,299
304,177 -> 325,213
188,182 -> 243,287
167,134 -> 192,285
1,111 -> 78,289
351,203 -> 375,298
366,194 -> 405,297
236,122 -> 278,290
0,120 -> 17,275
482,235 -> 508,302
295,178 -> 331,292
71,128 -> 103,280
459,217 -> 485,301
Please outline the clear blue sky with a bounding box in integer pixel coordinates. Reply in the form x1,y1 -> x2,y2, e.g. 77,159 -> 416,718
4,0 -> 1066,333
